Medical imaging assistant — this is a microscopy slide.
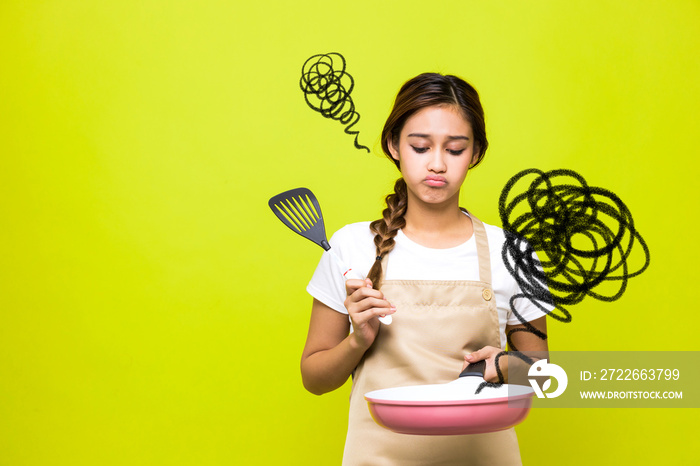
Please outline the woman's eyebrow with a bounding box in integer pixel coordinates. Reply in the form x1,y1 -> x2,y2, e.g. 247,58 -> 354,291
407,133 -> 469,141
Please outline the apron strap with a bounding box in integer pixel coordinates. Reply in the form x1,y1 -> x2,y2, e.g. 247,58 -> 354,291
468,213 -> 493,285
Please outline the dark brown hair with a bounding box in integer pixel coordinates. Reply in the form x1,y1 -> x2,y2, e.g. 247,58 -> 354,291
367,73 -> 488,289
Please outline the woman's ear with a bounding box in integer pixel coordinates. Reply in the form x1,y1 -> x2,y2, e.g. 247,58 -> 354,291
470,148 -> 481,167
388,137 -> 400,161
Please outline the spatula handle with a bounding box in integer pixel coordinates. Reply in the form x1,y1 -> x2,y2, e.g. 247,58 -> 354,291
328,249 -> 360,280
327,249 -> 392,325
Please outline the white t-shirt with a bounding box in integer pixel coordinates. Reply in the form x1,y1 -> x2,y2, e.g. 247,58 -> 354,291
306,217 -> 550,349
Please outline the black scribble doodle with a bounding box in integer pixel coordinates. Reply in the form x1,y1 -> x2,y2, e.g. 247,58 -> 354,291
299,53 -> 370,152
500,168 -> 651,327
475,168 -> 651,394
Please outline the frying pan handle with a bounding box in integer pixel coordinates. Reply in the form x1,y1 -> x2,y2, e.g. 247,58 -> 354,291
459,360 -> 486,378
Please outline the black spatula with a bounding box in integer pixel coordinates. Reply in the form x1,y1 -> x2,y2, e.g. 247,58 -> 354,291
268,187 -> 392,325
268,187 -> 331,252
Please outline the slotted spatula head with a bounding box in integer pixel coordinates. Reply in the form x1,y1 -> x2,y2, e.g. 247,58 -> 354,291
268,188 -> 331,251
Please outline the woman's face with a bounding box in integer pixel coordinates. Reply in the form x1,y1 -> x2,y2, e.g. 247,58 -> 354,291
389,105 -> 476,208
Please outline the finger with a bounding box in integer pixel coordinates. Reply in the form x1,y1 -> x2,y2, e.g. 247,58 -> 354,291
467,345 -> 501,363
347,286 -> 386,303
349,296 -> 395,315
345,278 -> 377,295
465,350 -> 484,362
353,305 -> 397,325
345,279 -> 366,296
348,297 -> 394,315
370,306 -> 396,319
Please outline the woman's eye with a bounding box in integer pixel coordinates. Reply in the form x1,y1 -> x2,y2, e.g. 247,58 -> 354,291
447,149 -> 465,156
411,146 -> 429,153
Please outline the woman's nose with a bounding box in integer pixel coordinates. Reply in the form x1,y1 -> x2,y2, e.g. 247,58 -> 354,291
428,150 -> 447,172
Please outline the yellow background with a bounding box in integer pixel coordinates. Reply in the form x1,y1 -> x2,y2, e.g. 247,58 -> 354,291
1,1 -> 698,464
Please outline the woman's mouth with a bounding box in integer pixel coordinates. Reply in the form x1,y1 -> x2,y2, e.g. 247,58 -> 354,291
425,175 -> 447,187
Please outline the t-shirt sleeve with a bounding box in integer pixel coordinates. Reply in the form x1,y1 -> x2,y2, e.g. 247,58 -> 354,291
306,229 -> 351,315
506,289 -> 551,325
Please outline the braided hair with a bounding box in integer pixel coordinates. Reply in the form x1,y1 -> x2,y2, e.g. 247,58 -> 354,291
366,178 -> 408,289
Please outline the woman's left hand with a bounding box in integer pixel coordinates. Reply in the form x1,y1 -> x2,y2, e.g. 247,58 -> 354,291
462,346 -> 508,383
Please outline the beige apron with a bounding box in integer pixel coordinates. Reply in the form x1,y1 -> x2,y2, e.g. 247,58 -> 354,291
342,215 -> 522,466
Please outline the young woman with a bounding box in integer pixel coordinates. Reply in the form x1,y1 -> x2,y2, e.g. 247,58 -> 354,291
302,73 -> 549,465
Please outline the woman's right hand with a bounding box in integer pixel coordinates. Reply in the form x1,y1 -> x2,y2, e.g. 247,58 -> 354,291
344,278 -> 396,350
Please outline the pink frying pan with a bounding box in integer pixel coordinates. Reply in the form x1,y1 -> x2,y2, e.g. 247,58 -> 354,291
364,361 -> 535,435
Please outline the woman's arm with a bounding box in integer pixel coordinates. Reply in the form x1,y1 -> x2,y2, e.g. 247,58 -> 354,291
300,299 -> 360,395
463,316 -> 548,383
506,315 -> 548,354
301,279 -> 395,395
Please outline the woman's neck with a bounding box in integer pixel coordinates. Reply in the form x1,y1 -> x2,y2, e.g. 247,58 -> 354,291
402,198 -> 473,249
